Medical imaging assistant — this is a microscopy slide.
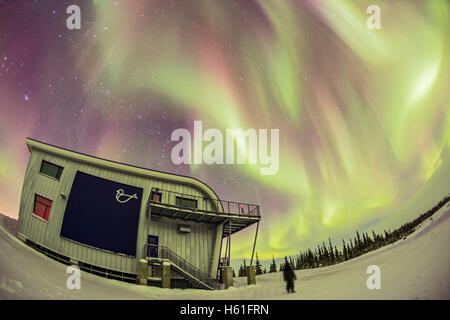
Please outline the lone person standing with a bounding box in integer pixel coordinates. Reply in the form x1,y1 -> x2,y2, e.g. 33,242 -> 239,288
283,258 -> 297,293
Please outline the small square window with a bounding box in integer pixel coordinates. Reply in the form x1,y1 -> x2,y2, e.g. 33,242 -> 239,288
40,160 -> 63,180
150,191 -> 162,202
33,194 -> 52,221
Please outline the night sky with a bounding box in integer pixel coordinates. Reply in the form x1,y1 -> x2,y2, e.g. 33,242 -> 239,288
0,0 -> 449,260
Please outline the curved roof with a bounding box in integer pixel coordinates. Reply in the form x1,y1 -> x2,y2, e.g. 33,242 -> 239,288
25,138 -> 223,207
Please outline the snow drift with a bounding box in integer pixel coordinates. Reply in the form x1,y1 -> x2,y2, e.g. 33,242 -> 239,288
0,205 -> 449,300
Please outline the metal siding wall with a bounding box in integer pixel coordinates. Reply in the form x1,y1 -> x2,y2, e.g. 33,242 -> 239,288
18,150 -> 34,238
17,151 -> 38,235
148,216 -> 216,274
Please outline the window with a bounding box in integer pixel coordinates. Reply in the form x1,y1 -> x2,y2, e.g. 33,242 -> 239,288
175,196 -> 197,209
40,160 -> 63,180
33,194 -> 52,221
150,191 -> 162,202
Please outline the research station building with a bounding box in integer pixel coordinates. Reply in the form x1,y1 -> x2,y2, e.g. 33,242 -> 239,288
17,138 -> 261,290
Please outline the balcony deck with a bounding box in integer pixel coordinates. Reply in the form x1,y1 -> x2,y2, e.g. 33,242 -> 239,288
148,188 -> 261,236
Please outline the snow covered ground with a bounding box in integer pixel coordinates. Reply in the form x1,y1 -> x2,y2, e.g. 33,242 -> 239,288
0,204 -> 449,300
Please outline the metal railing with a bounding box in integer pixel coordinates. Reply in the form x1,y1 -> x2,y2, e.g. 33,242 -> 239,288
149,188 -> 261,218
145,243 -> 223,290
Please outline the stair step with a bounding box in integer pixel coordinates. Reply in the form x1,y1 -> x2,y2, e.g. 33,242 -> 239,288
170,264 -> 213,290
145,255 -> 219,290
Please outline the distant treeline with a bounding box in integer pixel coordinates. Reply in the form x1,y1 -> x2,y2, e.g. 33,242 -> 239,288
237,194 -> 450,277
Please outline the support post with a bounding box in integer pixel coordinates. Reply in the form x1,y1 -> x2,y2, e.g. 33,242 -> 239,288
228,219 -> 232,265
162,261 -> 171,288
223,233 -> 229,264
246,265 -> 256,285
211,221 -> 225,279
221,266 -> 233,289
250,221 -> 260,265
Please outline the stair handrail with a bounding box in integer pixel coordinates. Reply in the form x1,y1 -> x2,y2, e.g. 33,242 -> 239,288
145,243 -> 222,290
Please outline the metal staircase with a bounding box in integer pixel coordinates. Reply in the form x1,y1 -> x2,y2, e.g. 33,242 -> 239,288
146,244 -> 223,290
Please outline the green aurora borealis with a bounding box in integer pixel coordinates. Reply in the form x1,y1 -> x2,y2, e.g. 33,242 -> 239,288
0,0 -> 449,260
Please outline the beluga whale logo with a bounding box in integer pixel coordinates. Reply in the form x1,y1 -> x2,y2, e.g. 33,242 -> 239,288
115,189 -> 138,204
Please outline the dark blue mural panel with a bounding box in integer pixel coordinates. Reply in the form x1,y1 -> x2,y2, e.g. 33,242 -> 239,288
60,171 -> 143,256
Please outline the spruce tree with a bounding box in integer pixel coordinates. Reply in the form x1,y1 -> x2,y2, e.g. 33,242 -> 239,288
365,232 -> 372,250
318,246 -> 322,266
334,246 -> 339,263
322,242 -> 329,265
308,249 -> 314,268
238,263 -> 244,277
269,256 -> 277,273
362,233 -> 367,251
342,239 -> 348,260
356,231 -> 361,250
296,253 -> 302,269
255,253 -> 263,275
372,230 -> 377,247
329,238 -> 335,263
280,256 -> 286,271
238,259 -> 248,277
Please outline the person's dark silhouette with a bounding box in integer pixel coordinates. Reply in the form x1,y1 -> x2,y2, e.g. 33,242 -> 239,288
283,260 -> 297,293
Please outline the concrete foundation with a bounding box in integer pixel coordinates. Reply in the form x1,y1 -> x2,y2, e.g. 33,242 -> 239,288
138,259 -> 148,285
162,262 -> 171,288
17,233 -> 27,242
221,266 -> 233,289
246,265 -> 256,285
